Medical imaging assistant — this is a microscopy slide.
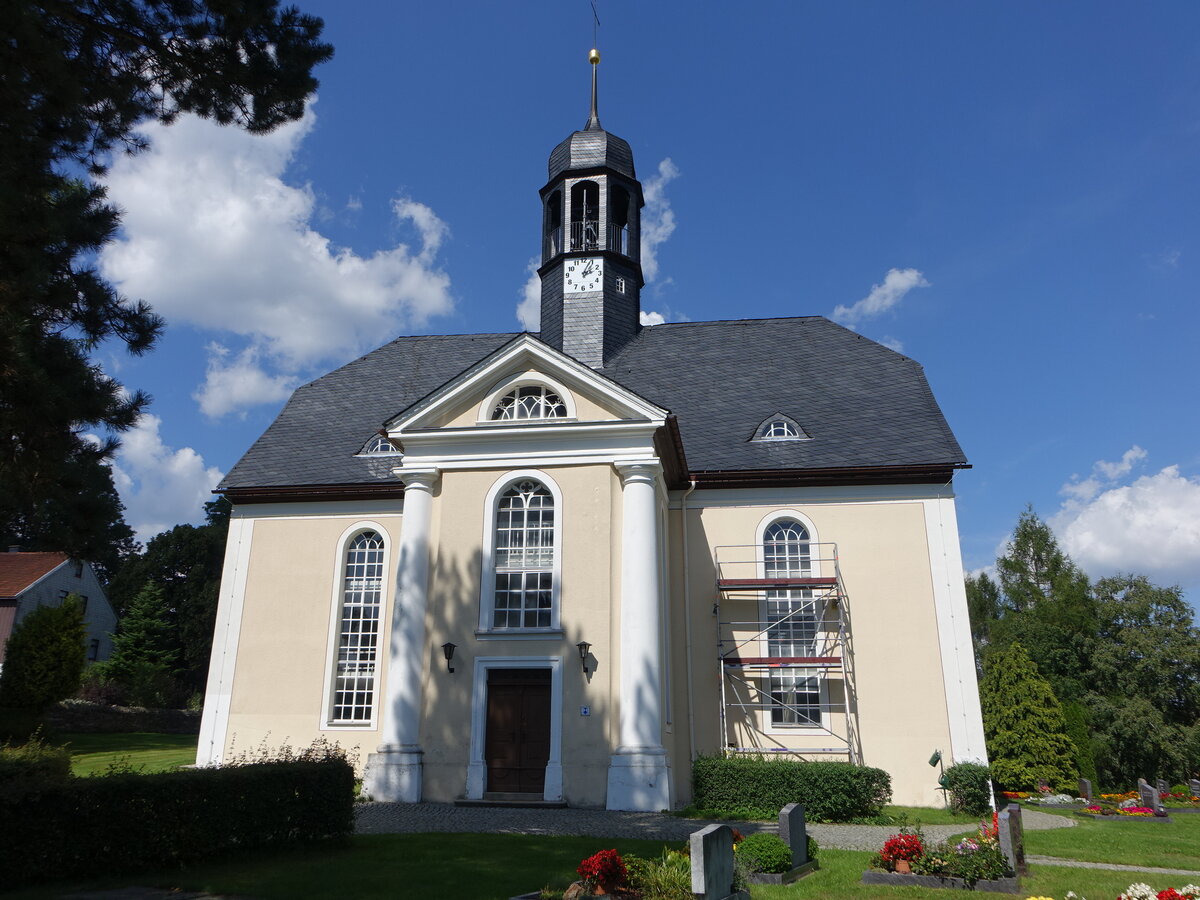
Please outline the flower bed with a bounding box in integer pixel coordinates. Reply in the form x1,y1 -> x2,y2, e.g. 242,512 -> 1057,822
865,815 -> 1015,891
1077,804 -> 1173,823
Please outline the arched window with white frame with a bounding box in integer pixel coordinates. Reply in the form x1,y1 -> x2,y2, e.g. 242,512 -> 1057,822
490,385 -> 568,421
480,472 -> 562,633
762,518 -> 820,727
329,530 -> 385,723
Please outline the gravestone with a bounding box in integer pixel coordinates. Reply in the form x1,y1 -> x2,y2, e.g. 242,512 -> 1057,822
1188,779 -> 1200,797
1078,778 -> 1093,801
997,803 -> 1027,876
690,824 -> 750,900
779,802 -> 809,867
1157,779 -> 1170,796
1138,780 -> 1163,813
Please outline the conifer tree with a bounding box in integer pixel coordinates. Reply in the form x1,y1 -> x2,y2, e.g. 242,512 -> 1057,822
106,583 -> 179,708
0,596 -> 86,710
979,641 -> 1078,792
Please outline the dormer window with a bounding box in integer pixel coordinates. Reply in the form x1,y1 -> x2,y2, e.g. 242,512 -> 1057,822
491,385 -> 568,421
753,414 -> 808,442
362,435 -> 399,454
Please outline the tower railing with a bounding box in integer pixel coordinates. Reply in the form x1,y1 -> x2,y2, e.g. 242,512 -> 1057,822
543,227 -> 563,261
557,220 -> 630,256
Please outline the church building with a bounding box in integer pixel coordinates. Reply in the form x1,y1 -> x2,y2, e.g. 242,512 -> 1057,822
197,51 -> 987,810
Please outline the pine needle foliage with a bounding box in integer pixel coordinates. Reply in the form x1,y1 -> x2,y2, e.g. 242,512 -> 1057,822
979,641 -> 1078,792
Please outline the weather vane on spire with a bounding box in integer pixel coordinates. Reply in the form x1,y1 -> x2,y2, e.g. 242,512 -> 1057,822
586,0 -> 602,130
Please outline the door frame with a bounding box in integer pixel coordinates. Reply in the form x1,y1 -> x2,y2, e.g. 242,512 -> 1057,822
466,655 -> 563,801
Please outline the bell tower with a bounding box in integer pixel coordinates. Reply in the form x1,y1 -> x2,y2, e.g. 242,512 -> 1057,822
538,49 -> 644,368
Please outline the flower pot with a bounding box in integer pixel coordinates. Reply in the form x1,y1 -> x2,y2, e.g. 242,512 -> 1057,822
895,860 -> 912,874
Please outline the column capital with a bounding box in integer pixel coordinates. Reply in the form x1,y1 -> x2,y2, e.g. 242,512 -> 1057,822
393,467 -> 440,491
615,460 -> 662,487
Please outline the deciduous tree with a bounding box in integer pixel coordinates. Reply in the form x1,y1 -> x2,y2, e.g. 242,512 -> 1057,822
0,596 -> 86,710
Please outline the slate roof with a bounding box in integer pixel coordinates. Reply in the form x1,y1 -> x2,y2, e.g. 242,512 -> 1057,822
0,552 -> 68,598
548,125 -> 635,182
219,317 -> 966,494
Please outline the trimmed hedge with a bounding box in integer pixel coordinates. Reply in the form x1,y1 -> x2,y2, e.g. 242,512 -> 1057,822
0,733 -> 72,800
692,755 -> 891,821
0,755 -> 354,887
942,761 -> 993,817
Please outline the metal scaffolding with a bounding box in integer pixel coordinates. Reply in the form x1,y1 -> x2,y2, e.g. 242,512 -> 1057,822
713,541 -> 861,763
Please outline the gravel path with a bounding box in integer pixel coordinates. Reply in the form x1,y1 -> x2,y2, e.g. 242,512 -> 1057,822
354,802 -> 1075,852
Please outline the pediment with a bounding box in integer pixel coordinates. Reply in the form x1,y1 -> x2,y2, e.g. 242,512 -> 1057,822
387,335 -> 667,436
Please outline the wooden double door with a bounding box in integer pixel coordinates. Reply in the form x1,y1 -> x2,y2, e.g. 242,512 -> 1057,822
484,668 -> 551,795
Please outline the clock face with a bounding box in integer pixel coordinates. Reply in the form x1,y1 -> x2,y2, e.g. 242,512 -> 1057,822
563,257 -> 603,294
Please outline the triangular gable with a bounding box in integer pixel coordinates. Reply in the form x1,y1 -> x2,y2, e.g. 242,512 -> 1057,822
0,552 -> 69,598
387,334 -> 668,434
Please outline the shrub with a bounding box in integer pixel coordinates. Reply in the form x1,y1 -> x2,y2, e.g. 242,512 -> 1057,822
0,596 -> 86,710
943,761 -> 993,817
0,731 -> 72,800
692,755 -> 891,821
577,849 -> 628,893
0,744 -> 354,887
736,832 -> 792,874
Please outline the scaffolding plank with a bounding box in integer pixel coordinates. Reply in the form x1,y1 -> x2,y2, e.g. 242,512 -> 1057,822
717,577 -> 839,590
722,656 -> 842,667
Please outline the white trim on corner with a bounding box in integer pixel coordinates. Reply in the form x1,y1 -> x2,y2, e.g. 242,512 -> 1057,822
477,469 -> 565,634
197,517 -> 255,766
476,371 -> 579,423
923,497 -> 989,765
318,521 -> 393,733
465,655 -> 564,801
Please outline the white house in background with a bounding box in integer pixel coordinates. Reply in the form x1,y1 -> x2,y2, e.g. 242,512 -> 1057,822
0,551 -> 117,669
197,51 -> 988,810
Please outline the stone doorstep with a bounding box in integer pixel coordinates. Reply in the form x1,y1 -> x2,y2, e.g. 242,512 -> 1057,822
745,859 -> 819,884
860,871 -> 1021,894
1076,812 -> 1175,823
455,798 -> 569,809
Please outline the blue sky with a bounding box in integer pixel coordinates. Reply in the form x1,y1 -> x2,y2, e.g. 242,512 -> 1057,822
94,1 -> 1200,605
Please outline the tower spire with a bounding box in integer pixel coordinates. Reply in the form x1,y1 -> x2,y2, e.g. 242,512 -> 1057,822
586,48 -> 602,131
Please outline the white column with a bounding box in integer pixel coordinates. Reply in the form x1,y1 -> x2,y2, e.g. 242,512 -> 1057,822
606,461 -> 672,811
364,467 -> 439,802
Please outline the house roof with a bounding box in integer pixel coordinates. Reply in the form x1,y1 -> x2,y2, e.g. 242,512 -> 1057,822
0,552 -> 68,598
219,316 -> 967,497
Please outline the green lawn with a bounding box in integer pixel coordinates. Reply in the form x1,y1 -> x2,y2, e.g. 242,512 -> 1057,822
1024,807 -> 1200,872
5,834 -> 1194,900
61,731 -> 198,776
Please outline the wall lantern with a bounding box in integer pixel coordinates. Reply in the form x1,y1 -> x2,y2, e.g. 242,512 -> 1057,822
577,641 -> 592,674
442,642 -> 457,674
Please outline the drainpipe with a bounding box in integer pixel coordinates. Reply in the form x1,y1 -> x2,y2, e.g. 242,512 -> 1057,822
681,479 -> 699,761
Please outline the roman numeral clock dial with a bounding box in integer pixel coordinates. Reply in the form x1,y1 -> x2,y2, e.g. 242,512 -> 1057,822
564,257 -> 603,294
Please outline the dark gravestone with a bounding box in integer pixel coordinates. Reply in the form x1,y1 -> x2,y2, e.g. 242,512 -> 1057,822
779,802 -> 809,867
690,824 -> 749,900
1157,779 -> 1170,796
1189,779 -> 1200,797
1078,778 -> 1093,801
998,803 -> 1027,876
1138,780 -> 1163,813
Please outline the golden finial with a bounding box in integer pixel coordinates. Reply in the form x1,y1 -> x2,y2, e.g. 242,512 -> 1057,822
589,48 -> 601,65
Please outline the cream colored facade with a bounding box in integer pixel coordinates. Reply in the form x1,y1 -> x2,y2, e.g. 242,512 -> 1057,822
198,339 -> 986,809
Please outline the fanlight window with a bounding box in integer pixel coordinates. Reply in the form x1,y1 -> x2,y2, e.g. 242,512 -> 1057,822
763,519 -> 820,727
330,531 -> 385,723
492,480 -> 554,629
753,414 -> 806,442
362,435 -> 398,454
491,385 -> 568,421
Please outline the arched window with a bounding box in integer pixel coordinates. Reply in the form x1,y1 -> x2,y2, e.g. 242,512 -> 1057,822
763,519 -> 820,727
361,435 -> 398,454
570,180 -> 600,250
491,480 -> 555,629
543,189 -> 563,260
753,414 -> 807,442
491,385 -> 567,421
329,531 -> 385,723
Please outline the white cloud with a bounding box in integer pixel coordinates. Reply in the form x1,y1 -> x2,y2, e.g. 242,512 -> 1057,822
880,336 -> 904,352
516,256 -> 541,330
108,415 -> 224,543
99,109 -> 455,416
641,158 -> 680,283
1052,448 -> 1200,587
640,310 -> 666,326
832,268 -> 930,327
194,343 -> 297,419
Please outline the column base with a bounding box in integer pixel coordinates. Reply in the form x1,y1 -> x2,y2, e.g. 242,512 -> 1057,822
606,748 -> 671,811
363,746 -> 423,802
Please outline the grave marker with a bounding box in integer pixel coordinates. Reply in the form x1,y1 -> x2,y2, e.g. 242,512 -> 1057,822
1188,779 -> 1200,797
690,824 -> 750,900
779,802 -> 809,868
1157,778 -> 1170,796
1138,780 -> 1163,814
998,803 -> 1027,876
1078,778 -> 1092,801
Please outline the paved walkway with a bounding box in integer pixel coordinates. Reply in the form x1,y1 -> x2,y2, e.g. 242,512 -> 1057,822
355,802 -> 1075,852
1028,855 -> 1200,878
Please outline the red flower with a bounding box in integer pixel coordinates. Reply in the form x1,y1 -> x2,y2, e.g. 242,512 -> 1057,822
1157,889 -> 1183,900
578,849 -> 629,891
881,833 -> 924,863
